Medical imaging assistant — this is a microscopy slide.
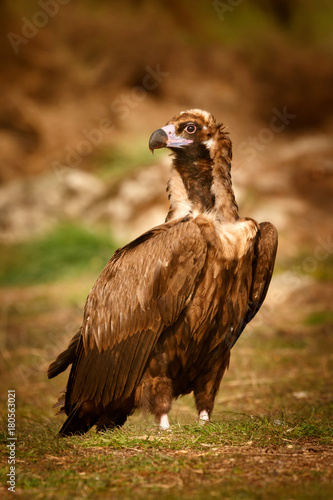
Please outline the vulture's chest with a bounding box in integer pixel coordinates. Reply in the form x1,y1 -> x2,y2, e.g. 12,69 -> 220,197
195,214 -> 259,261
182,216 -> 259,345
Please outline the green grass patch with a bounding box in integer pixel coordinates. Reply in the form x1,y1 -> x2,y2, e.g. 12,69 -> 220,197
305,310 -> 333,326
1,409 -> 332,500
0,224 -> 118,287
277,252 -> 333,283
76,413 -> 332,450
312,254 -> 333,282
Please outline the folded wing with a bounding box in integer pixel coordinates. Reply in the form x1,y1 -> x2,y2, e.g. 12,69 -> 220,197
63,218 -> 208,414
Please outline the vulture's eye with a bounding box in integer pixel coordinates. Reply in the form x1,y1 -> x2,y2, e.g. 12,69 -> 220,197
185,124 -> 196,134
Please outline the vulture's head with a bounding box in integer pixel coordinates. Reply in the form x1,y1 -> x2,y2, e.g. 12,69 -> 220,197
148,109 -> 232,163
149,109 -> 236,219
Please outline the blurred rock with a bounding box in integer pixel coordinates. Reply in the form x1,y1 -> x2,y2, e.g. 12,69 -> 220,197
87,158 -> 170,241
0,170 -> 105,243
0,162 -> 170,244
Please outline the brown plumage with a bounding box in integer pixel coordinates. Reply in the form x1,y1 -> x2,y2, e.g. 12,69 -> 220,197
48,109 -> 278,436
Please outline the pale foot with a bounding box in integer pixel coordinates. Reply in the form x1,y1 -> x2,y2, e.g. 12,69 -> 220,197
199,410 -> 210,425
159,414 -> 170,431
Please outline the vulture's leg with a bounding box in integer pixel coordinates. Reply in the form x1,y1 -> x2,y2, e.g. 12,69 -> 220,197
142,347 -> 173,429
153,376 -> 173,429
193,351 -> 231,424
142,375 -> 173,429
193,383 -> 214,424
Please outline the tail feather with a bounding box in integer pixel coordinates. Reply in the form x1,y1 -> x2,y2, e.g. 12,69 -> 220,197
50,330 -> 135,436
48,329 -> 81,379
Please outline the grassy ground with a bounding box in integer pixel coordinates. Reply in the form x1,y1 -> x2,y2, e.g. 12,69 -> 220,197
0,227 -> 332,499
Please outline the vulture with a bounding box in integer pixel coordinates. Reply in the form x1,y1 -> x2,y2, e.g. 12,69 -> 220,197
48,109 -> 278,436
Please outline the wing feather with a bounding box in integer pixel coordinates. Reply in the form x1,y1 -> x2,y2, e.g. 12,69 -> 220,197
245,221 -> 278,323
225,221 -> 278,349
65,219 -> 207,413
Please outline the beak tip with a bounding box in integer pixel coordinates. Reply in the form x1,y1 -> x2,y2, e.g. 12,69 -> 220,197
148,128 -> 168,153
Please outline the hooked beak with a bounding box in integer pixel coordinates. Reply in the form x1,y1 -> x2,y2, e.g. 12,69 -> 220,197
149,124 -> 193,153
